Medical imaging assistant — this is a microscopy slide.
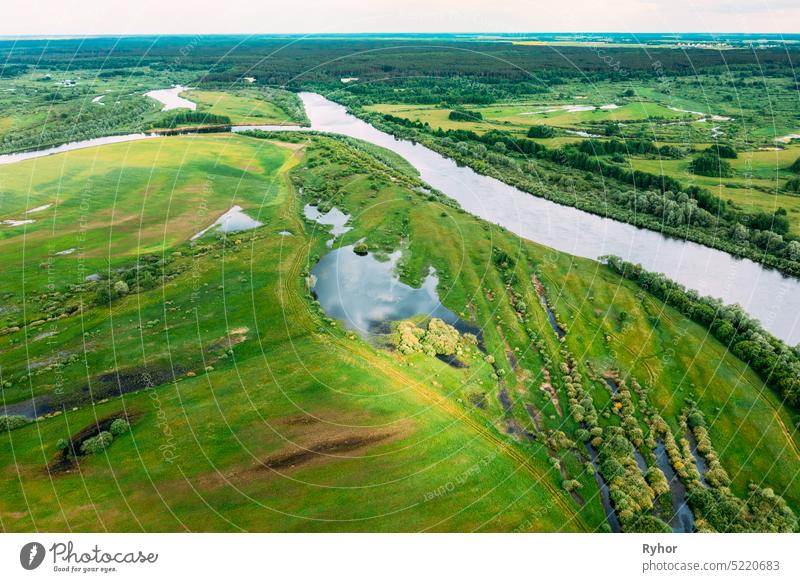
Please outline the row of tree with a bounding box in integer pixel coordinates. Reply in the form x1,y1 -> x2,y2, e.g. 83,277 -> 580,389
602,255 -> 800,413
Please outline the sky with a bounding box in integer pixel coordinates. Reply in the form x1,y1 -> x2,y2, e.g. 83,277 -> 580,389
1,0 -> 797,36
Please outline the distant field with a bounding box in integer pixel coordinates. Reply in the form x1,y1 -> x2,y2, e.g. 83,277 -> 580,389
186,89 -> 297,125
367,100 -> 698,137
629,146 -> 800,233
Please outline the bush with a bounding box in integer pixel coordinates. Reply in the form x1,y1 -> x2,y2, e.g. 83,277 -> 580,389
789,157 -> 800,173
80,431 -> 113,455
527,125 -> 554,138
109,418 -> 130,436
709,144 -> 737,159
784,177 -> 800,194
353,242 -> 368,256
56,438 -> 69,451
625,514 -> 671,533
160,111 -> 231,128
448,109 -> 482,122
93,282 -> 118,306
690,152 -> 733,177
0,415 -> 29,431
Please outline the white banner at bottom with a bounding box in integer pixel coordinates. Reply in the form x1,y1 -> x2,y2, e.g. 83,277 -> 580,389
1,533 -> 798,581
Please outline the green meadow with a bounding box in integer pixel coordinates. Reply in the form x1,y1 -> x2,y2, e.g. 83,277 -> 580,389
1,131 -> 797,531
185,89 -> 302,125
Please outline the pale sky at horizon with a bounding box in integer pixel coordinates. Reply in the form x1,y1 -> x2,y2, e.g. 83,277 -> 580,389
0,0 -> 798,36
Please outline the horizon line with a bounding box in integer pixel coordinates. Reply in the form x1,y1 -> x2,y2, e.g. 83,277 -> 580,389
1,31 -> 799,39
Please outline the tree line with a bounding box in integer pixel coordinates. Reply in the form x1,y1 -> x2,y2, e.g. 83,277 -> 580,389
602,255 -> 800,415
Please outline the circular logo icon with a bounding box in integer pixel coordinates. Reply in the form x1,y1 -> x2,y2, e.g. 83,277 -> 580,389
20,542 -> 46,570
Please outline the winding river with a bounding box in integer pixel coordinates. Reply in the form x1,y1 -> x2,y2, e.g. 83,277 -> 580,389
1,91 -> 800,344
297,92 -> 800,345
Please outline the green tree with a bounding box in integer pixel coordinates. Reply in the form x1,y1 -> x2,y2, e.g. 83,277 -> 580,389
690,152 -> 733,177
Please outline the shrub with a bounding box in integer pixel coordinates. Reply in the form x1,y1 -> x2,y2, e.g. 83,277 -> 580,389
625,514 -> 671,533
353,242 -> 368,256
161,111 -> 231,128
448,109 -> 482,122
397,318 -> 463,357
0,415 -> 29,431
93,282 -> 118,306
56,438 -> 69,451
113,280 -> 130,295
527,125 -> 554,138
709,144 -> 737,159
109,418 -> 130,436
690,152 -> 733,177
784,177 -> 800,194
687,410 -> 706,429
80,431 -> 113,455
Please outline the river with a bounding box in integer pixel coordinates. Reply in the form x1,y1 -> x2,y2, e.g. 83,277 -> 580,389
1,91 -> 799,344
297,92 -> 800,345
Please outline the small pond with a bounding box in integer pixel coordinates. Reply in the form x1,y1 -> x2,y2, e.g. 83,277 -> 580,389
310,245 -> 458,335
191,205 -> 262,241
303,204 -> 351,246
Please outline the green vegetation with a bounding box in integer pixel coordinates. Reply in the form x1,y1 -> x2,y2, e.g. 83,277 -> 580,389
603,255 -> 800,411
0,69 -> 306,156
338,94 -> 800,277
0,36 -> 798,533
690,152 -> 733,177
0,128 -> 795,531
448,109 -> 483,122
397,319 -> 474,357
109,418 -> 130,436
159,110 -> 232,128
527,125 -> 554,138
185,88 -> 308,126
80,431 -> 114,455
0,415 -> 29,431
710,144 -> 738,159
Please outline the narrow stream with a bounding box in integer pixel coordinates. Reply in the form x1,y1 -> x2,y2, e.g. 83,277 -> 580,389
585,443 -> 622,533
654,442 -> 695,533
531,275 -> 566,339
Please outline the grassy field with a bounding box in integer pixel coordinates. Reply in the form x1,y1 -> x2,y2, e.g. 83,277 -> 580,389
0,134 -> 291,297
0,130 -> 798,532
0,69 -> 190,154
367,99 -> 699,137
185,89 -> 298,125
0,133 -> 592,532
629,146 -> 800,233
